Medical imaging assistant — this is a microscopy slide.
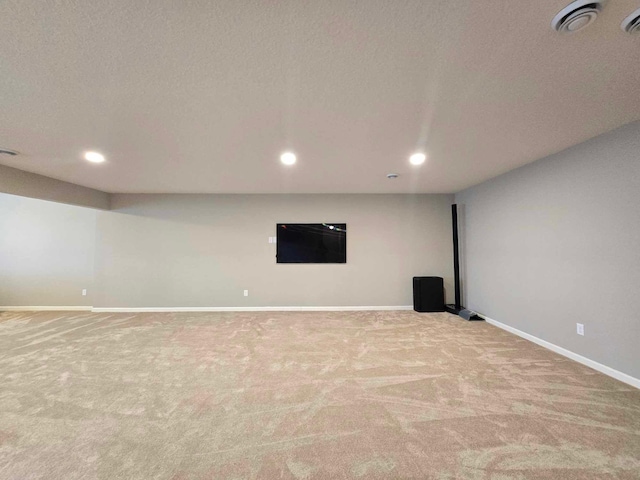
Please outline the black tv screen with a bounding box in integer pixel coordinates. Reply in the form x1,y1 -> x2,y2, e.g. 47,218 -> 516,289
276,223 -> 346,263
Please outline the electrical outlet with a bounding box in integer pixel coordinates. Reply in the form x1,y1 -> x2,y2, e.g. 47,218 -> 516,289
82,289 -> 87,296
244,290 -> 249,297
576,323 -> 584,336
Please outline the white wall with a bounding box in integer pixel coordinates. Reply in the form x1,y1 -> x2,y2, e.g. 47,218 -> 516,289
0,193 -> 97,307
93,194 -> 454,308
456,121 -> 640,380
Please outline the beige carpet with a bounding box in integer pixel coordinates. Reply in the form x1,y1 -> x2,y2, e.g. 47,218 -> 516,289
0,310 -> 638,479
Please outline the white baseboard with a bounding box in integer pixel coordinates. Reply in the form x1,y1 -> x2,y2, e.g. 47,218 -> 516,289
0,306 -> 93,312
481,314 -> 640,390
91,305 -> 414,313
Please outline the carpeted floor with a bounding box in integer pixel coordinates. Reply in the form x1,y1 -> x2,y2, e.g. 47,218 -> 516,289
0,310 -> 638,479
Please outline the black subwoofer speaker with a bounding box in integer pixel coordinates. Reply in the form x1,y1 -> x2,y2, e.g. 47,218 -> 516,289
413,276 -> 445,312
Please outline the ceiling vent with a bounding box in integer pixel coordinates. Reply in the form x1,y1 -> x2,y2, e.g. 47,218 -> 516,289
0,148 -> 19,156
552,0 -> 605,33
621,8 -> 640,34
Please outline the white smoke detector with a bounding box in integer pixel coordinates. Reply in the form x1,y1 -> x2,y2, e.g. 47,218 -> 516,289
552,0 -> 605,33
621,8 -> 640,34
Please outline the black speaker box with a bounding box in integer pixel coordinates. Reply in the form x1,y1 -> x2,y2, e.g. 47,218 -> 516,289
413,276 -> 445,312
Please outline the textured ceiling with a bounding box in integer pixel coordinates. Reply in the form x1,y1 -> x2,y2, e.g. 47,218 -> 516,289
1,0 -> 639,194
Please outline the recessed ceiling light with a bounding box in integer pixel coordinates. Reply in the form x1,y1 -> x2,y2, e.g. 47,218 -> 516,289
0,148 -> 19,156
280,152 -> 296,165
409,153 -> 426,165
551,0 -> 604,34
621,8 -> 640,34
84,151 -> 105,163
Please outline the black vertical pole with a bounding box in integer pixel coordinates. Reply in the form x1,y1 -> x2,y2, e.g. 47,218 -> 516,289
452,204 -> 461,309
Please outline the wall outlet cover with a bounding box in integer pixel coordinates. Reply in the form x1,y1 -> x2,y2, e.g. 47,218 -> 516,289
577,323 -> 584,336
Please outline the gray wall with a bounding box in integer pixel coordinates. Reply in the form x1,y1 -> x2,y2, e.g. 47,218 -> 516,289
0,193 -> 97,306
94,194 -> 454,308
0,164 -> 110,210
456,121 -> 640,379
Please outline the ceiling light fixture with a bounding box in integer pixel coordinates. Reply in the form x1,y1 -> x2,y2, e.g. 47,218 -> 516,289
621,8 -> 640,34
0,148 -> 19,156
551,0 -> 605,34
84,151 -> 106,163
409,153 -> 426,165
280,152 -> 296,165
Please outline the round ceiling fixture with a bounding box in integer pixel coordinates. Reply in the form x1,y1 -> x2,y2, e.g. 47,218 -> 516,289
551,1 -> 605,33
84,151 -> 106,163
621,8 -> 640,34
0,148 -> 19,156
386,173 -> 399,179
409,153 -> 426,165
280,152 -> 296,165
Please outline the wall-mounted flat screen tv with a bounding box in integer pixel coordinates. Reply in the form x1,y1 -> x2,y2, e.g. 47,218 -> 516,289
276,223 -> 346,264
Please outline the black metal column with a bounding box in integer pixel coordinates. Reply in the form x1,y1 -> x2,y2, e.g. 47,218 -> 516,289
452,204 -> 461,309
